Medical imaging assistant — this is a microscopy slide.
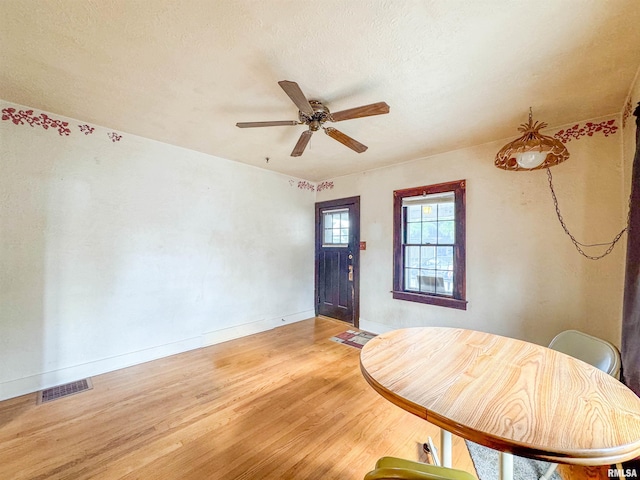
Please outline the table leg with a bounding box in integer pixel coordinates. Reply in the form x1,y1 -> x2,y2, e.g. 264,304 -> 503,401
440,429 -> 452,468
499,452 -> 513,480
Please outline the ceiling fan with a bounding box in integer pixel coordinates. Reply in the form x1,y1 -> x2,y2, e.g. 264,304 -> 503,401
236,80 -> 390,157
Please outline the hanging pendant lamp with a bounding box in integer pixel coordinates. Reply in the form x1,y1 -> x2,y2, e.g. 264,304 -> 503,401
494,108 -> 629,260
495,109 -> 570,171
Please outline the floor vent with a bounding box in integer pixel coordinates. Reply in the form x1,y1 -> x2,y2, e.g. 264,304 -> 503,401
37,378 -> 93,404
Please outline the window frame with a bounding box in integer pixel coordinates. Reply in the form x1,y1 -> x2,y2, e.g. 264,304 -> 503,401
322,208 -> 350,247
392,179 -> 467,310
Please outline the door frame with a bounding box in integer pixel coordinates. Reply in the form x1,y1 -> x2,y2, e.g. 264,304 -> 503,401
314,196 -> 360,327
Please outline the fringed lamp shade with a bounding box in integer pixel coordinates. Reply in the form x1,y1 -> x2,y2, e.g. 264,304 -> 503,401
495,113 -> 570,171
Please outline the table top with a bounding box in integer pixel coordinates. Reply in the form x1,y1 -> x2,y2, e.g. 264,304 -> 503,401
360,327 -> 640,466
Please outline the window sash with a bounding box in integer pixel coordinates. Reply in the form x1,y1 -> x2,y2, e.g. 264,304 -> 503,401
402,200 -> 456,298
392,180 -> 467,310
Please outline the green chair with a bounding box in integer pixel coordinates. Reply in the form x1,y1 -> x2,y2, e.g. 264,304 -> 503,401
364,456 -> 476,480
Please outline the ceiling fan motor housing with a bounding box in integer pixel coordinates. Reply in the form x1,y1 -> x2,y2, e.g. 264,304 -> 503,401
299,100 -> 330,130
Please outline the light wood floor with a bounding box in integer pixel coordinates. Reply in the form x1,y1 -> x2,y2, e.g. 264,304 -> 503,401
0,317 -> 611,479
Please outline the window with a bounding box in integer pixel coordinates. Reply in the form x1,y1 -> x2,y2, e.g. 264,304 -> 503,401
323,209 -> 349,246
393,180 -> 467,310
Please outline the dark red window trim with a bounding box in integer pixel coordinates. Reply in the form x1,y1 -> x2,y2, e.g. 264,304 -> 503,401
392,180 -> 467,310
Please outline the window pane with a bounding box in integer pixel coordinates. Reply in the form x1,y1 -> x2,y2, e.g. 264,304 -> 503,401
421,204 -> 437,220
332,214 -> 341,229
341,212 -> 349,228
437,221 -> 455,244
332,231 -> 341,244
323,213 -> 331,229
407,205 -> 421,222
436,246 -> 453,268
438,202 -> 455,221
406,246 -> 420,268
420,246 -> 436,268
407,222 -> 421,244
435,271 -> 451,295
437,247 -> 454,295
405,268 -> 420,291
324,229 -> 333,244
422,222 -> 438,244
418,270 -> 438,293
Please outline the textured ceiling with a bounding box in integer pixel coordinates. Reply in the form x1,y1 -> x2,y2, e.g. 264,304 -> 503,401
1,0 -> 639,181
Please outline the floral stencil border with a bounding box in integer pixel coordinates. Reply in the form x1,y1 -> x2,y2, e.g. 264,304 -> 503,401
553,119 -> 618,143
78,124 -> 95,135
2,107 -> 71,136
297,180 -> 315,191
317,181 -> 334,192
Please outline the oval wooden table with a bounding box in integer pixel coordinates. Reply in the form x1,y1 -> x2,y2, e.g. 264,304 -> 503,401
360,327 -> 640,479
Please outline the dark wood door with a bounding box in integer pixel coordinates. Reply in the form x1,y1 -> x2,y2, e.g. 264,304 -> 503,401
315,196 -> 360,326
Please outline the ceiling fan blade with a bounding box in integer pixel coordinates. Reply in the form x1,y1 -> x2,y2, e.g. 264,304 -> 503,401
278,80 -> 314,116
330,102 -> 390,122
236,120 -> 299,128
324,127 -> 368,153
291,130 -> 313,157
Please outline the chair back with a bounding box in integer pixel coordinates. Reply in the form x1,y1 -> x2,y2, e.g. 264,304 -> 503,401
548,329 -> 621,379
364,456 -> 476,480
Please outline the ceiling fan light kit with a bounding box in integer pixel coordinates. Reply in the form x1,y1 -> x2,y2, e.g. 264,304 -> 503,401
236,80 -> 389,157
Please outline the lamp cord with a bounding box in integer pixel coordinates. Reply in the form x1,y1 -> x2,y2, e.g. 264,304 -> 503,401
546,168 -> 630,260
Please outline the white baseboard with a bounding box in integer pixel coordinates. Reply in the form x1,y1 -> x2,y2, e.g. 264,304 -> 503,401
359,318 -> 397,335
202,310 -> 315,346
0,336 -> 202,402
0,309 -> 315,401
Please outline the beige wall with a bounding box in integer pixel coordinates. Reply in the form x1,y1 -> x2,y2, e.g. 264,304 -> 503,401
0,100 -> 316,400
317,116 -> 626,347
2,96 -> 634,401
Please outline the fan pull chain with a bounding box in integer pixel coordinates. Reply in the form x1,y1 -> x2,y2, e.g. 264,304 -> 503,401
547,168 -> 630,260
